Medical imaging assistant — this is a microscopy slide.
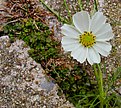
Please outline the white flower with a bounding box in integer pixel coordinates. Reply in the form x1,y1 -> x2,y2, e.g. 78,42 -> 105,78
61,11 -> 114,65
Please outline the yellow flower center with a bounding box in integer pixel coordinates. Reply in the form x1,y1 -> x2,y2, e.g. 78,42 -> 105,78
79,31 -> 96,48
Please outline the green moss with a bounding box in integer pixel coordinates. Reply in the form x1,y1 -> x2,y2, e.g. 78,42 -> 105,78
4,18 -> 59,64
48,64 -> 99,106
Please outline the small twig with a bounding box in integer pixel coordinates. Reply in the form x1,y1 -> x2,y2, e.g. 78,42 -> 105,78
10,4 -> 16,13
3,19 -> 20,26
33,20 -> 39,30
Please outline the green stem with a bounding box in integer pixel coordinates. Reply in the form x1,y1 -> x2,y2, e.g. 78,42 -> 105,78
94,0 -> 98,11
93,64 -> 105,108
93,64 -> 98,81
78,0 -> 83,11
39,0 -> 68,23
97,64 -> 104,108
63,0 -> 72,23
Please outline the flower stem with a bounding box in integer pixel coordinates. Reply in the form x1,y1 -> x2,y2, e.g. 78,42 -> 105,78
39,0 -> 68,23
63,0 -> 72,23
93,64 -> 105,108
93,64 -> 98,81
97,64 -> 105,108
78,0 -> 83,11
94,0 -> 98,11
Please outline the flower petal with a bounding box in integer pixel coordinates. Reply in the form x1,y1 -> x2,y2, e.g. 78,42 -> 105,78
87,47 -> 101,65
90,12 -> 106,33
87,53 -> 94,65
93,41 -> 112,56
62,36 -> 78,44
96,31 -> 114,41
61,37 -> 80,51
94,23 -> 112,36
71,45 -> 88,63
61,24 -> 80,39
73,11 -> 90,33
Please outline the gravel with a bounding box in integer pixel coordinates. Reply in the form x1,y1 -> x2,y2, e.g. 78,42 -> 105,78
0,36 -> 74,108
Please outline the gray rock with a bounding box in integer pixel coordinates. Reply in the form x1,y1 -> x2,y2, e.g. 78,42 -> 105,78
0,36 -> 74,108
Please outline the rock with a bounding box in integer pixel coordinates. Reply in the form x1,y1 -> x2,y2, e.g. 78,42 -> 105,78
0,36 -> 74,108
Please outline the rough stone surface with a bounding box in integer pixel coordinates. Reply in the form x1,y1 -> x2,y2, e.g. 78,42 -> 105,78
0,36 -> 74,108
